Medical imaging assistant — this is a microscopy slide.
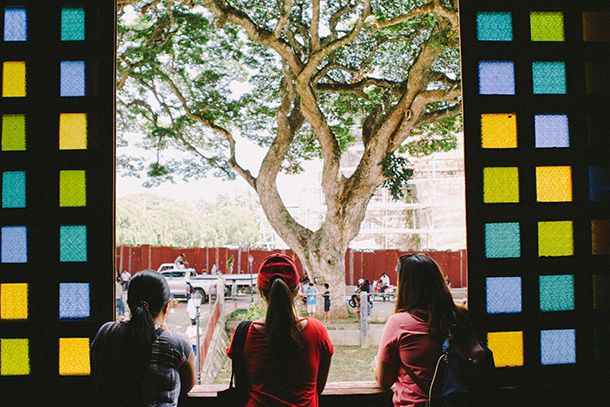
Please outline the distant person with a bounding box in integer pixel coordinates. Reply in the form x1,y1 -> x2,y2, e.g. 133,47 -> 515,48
372,254 -> 479,407
379,272 -> 390,292
444,273 -> 452,288
227,254 -> 333,406
304,282 -> 318,318
322,283 -> 331,324
120,269 -> 131,291
231,279 -> 238,310
92,270 -> 196,406
186,296 -> 197,325
174,253 -> 189,269
115,278 -> 125,318
185,320 -> 202,356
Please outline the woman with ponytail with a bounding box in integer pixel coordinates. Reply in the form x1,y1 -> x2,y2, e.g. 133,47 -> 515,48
227,254 -> 334,406
92,269 -> 196,406
372,254 -> 475,406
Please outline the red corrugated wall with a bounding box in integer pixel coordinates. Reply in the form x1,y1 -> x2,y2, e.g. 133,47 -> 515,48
116,246 -> 468,287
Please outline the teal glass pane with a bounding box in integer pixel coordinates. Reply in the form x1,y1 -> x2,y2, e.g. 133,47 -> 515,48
487,277 -> 522,314
61,8 -> 85,41
540,329 -> 576,365
477,12 -> 513,41
590,166 -> 610,202
60,61 -> 85,97
535,115 -> 569,148
539,275 -> 574,312
478,61 -> 515,95
4,7 -> 27,41
59,283 -> 90,319
59,226 -> 87,262
2,171 -> 25,208
485,222 -> 520,258
1,226 -> 27,263
532,62 -> 566,94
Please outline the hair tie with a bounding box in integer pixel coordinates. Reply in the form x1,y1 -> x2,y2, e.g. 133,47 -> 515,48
141,300 -> 149,309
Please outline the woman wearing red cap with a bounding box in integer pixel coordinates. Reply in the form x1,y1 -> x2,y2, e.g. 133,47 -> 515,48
227,254 -> 334,406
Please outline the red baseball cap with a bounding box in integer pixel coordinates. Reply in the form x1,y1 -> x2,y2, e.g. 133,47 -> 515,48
257,254 -> 300,290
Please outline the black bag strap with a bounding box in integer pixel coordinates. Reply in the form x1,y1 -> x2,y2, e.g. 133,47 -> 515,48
229,320 -> 253,390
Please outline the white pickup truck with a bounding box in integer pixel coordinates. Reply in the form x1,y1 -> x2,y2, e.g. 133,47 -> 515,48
157,263 -> 258,302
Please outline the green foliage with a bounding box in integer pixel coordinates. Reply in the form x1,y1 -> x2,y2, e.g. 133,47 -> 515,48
379,152 -> 414,200
243,299 -> 266,321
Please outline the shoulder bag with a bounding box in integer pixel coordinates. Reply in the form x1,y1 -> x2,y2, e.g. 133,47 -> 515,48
217,320 -> 253,407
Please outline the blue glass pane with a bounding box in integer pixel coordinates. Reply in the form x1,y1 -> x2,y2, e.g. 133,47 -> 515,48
486,277 -> 522,314
60,61 -> 85,97
535,115 -> 569,148
59,283 -> 90,319
485,222 -> 520,258
539,275 -> 574,312
4,7 -> 27,41
59,226 -> 87,262
532,62 -> 566,94
1,226 -> 27,263
540,329 -> 576,365
478,61 -> 515,95
477,12 -> 513,41
590,166 -> 610,202
2,171 -> 26,208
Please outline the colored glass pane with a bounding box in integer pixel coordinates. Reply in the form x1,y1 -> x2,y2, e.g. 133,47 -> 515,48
593,275 -> 610,310
587,111 -> 610,150
595,328 -> 610,363
59,338 -> 90,375
540,329 -> 576,365
536,166 -> 572,202
60,61 -> 86,97
538,221 -> 573,257
478,61 -> 515,95
585,61 -> 610,95
2,171 -> 26,208
0,283 -> 27,319
4,7 -> 27,41
0,338 -> 29,376
535,115 -> 569,148
530,12 -> 565,42
583,12 -> 610,42
485,222 -> 520,258
60,225 -> 87,262
532,62 -> 566,94
483,167 -> 519,203
487,331 -> 523,367
481,113 -> 517,148
2,61 -> 26,97
476,12 -> 513,41
59,170 -> 86,207
486,277 -> 522,314
1,114 -> 26,151
61,8 -> 85,41
59,283 -> 90,319
590,166 -> 610,202
591,220 -> 610,255
539,275 -> 574,312
1,226 -> 27,263
59,113 -> 87,150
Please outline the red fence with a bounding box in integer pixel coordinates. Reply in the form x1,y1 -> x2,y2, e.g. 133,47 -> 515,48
116,246 -> 468,288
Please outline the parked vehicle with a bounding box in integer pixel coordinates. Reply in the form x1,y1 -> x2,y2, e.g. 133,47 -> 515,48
373,284 -> 396,302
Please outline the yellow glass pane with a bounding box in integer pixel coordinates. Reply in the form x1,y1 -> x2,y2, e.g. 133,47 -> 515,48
1,338 -> 29,376
536,166 -> 572,202
592,220 -> 610,255
59,338 -> 90,375
538,221 -> 573,257
0,283 -> 28,319
2,114 -> 26,151
483,167 -> 519,203
59,113 -> 87,150
487,331 -> 524,367
59,170 -> 86,207
2,61 -> 26,97
481,113 -> 517,148
593,275 -> 610,310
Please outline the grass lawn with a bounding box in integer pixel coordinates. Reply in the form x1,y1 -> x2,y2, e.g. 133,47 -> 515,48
214,345 -> 379,384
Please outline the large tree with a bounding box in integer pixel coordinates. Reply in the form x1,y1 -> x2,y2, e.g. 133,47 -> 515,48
117,0 -> 461,316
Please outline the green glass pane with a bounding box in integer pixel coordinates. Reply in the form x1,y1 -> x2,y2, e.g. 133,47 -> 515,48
2,114 -> 26,151
531,12 -> 565,41
483,167 -> 519,203
538,221 -> 573,257
59,170 -> 86,207
0,338 -> 29,375
2,171 -> 26,208
540,275 -> 574,312
61,8 -> 85,41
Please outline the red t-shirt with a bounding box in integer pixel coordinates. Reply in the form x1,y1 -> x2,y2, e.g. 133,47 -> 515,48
227,318 -> 334,407
377,311 -> 442,407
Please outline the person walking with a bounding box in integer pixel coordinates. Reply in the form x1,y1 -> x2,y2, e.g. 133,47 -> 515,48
227,254 -> 333,407
92,270 -> 196,406
304,282 -> 318,318
115,277 -> 125,318
372,254 -> 478,407
322,283 -> 331,324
